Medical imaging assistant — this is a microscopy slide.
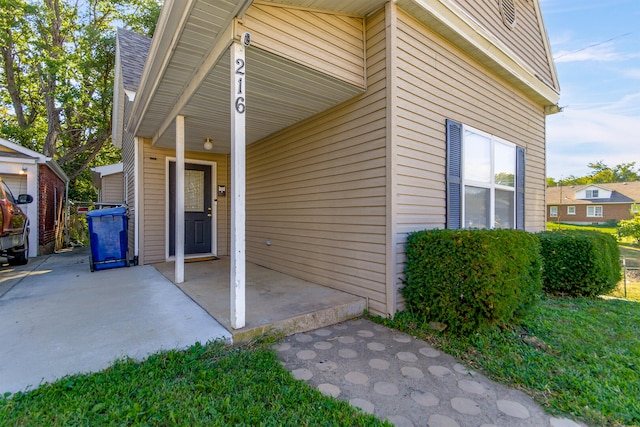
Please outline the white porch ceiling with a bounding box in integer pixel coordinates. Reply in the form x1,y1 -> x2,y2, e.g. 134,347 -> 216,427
131,0 -> 389,154
153,46 -> 366,153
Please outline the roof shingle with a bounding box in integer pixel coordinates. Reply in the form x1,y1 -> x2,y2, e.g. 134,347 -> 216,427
117,28 -> 152,93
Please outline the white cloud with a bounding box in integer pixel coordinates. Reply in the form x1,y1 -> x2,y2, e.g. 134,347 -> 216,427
546,107 -> 640,178
602,92 -> 640,115
553,42 -> 631,63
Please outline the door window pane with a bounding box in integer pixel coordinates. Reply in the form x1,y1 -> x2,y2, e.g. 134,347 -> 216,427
494,141 -> 515,187
185,169 -> 204,212
495,189 -> 514,228
464,186 -> 490,228
464,130 -> 491,183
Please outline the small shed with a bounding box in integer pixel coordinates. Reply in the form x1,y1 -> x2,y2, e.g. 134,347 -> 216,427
91,163 -> 124,206
0,137 -> 69,256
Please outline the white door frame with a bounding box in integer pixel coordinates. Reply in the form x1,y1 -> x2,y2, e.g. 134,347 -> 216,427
164,157 -> 218,261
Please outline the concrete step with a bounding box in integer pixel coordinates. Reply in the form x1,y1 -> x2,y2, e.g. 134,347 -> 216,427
231,297 -> 366,343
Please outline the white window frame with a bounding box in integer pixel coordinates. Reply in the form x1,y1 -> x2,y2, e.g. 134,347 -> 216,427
461,125 -> 516,229
586,205 -> 603,217
550,206 -> 558,217
567,206 -> 576,215
586,189 -> 599,199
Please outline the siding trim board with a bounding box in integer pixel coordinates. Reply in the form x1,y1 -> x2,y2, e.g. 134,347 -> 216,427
385,3 -> 397,317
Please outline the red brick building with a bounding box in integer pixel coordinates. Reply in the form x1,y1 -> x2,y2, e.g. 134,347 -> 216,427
546,182 -> 640,225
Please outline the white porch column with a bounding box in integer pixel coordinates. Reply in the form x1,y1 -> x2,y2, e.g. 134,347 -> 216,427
175,115 -> 185,283
230,41 -> 246,329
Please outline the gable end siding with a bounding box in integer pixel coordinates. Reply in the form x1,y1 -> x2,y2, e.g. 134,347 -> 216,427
454,0 -> 555,87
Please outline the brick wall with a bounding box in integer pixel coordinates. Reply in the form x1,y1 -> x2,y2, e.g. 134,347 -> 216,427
546,203 -> 633,224
38,164 -> 66,254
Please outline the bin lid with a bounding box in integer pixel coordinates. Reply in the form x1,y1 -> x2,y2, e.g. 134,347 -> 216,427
87,206 -> 127,217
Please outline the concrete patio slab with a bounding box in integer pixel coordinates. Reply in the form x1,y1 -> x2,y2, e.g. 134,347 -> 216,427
154,258 -> 366,342
0,248 -> 231,395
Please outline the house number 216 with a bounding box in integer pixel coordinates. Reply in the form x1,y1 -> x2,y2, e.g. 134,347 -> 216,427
235,58 -> 245,114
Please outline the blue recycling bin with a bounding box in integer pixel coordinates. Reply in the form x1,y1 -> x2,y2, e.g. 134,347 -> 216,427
87,206 -> 129,271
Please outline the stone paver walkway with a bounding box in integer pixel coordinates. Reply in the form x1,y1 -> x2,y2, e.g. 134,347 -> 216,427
274,318 -> 587,427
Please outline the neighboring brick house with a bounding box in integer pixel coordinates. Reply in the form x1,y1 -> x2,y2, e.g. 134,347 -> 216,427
0,137 -> 69,256
546,182 -> 640,225
38,164 -> 68,254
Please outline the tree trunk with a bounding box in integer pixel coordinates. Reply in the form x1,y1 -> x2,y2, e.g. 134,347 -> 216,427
0,29 -> 27,128
41,0 -> 64,158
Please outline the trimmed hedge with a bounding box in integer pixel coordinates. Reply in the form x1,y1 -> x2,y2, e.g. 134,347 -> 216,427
538,230 -> 621,297
402,229 -> 542,334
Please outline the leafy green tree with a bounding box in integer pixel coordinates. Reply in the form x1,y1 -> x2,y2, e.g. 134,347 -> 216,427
549,161 -> 640,186
618,206 -> 640,244
0,0 -> 159,199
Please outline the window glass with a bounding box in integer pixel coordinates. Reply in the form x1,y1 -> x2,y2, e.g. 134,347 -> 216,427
494,142 -> 515,187
464,186 -> 490,228
463,130 -> 491,183
495,189 -> 514,228
184,169 -> 205,212
1,181 -> 15,204
550,206 -> 558,217
586,205 -> 603,217
567,206 -> 576,215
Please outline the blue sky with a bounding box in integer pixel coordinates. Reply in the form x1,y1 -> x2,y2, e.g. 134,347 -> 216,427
540,0 -> 640,180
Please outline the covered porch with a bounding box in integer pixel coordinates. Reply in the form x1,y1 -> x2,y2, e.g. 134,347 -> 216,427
153,258 -> 366,342
124,0 -> 389,331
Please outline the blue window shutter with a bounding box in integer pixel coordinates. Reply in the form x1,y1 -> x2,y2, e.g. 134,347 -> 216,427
516,146 -> 525,229
446,119 -> 462,229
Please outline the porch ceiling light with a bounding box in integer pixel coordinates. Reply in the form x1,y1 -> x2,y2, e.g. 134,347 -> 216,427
203,138 -> 213,150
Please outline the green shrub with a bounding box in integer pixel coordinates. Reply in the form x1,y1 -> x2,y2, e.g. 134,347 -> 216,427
617,214 -> 640,244
402,229 -> 542,334
538,230 -> 621,297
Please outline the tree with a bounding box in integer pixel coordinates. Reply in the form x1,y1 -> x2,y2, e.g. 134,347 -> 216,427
617,209 -> 640,244
548,161 -> 640,186
0,0 -> 160,197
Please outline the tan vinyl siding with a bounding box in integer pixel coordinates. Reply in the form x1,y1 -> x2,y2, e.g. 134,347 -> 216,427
100,173 -> 124,204
139,139 -> 229,264
392,8 -> 547,304
121,118 -> 136,259
453,0 -> 555,87
237,2 -> 365,88
245,8 -> 388,316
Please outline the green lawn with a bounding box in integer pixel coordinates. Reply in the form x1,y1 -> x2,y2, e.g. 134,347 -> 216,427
377,297 -> 640,427
546,221 -> 619,232
0,340 -> 388,427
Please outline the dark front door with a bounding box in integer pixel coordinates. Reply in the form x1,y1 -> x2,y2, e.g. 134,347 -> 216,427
169,162 -> 212,256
